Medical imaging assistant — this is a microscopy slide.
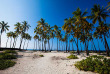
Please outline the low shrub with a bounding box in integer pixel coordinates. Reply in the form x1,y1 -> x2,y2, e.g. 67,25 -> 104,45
74,55 -> 110,74
70,51 -> 75,54
4,50 -> 17,55
0,60 -> 16,70
67,54 -> 78,59
39,55 -> 44,57
0,53 -> 17,60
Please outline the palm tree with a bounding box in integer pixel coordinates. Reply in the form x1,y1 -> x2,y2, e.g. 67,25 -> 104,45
89,4 -> 109,24
90,5 -> 110,56
0,21 -> 9,47
34,34 -> 39,50
93,22 -> 110,56
12,32 -> 18,48
26,34 -> 31,50
70,39 -> 74,51
6,32 -> 12,47
53,25 -> 60,51
19,21 -> 31,49
50,29 -> 55,51
7,31 -> 13,48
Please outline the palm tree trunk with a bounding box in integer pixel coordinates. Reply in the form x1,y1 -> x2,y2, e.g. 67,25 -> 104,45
36,39 -> 37,50
19,38 -> 23,49
23,39 -> 26,49
34,39 -> 35,50
48,39 -> 50,51
66,40 -> 68,52
42,39 -> 43,51
6,37 -> 9,48
12,38 -> 16,48
104,35 -> 109,56
10,37 -> 12,48
0,34 -> 1,47
72,42 -> 74,51
57,38 -> 58,51
14,38 -> 17,48
59,40 -> 60,51
97,39 -> 100,54
51,38 -> 53,51
80,43 -> 82,52
77,38 -> 79,55
26,41 -> 29,50
85,40 -> 89,56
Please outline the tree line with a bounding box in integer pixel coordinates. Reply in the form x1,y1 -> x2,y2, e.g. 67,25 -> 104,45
0,3 -> 110,56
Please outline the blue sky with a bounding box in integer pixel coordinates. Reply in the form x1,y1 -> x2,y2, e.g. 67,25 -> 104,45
0,0 -> 110,50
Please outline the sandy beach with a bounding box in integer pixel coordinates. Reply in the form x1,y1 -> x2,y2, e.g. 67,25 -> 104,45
0,51 -> 97,74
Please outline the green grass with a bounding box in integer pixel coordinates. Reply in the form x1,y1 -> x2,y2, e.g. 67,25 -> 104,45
74,55 -> 110,74
39,55 -> 44,57
67,54 -> 78,59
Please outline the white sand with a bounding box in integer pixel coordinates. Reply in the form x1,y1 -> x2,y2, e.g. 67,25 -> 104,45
0,51 -> 97,74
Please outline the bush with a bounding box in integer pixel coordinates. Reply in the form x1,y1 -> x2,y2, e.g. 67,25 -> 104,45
70,51 -> 75,54
0,53 -> 16,60
0,60 -> 16,70
74,55 -> 110,74
67,54 -> 78,59
4,50 -> 17,55
39,55 -> 44,57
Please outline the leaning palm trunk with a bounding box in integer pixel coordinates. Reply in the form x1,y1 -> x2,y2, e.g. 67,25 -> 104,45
19,38 -> 23,49
23,39 -> 26,49
6,37 -> 9,47
104,35 -> 109,56
97,39 -> 100,54
72,42 -> 74,51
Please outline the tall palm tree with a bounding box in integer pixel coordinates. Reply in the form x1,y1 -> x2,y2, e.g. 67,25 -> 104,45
0,21 -> 9,47
34,34 -> 39,50
90,5 -> 110,56
89,4 -> 109,24
50,29 -> 55,51
6,32 -> 12,47
26,34 -> 32,50
53,25 -> 60,51
19,21 -> 31,49
12,32 -> 18,48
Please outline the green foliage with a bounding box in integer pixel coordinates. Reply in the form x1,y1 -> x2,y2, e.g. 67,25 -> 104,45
0,50 -> 17,70
70,51 -> 75,54
74,55 -> 110,74
4,50 -> 17,54
0,53 -> 16,60
39,55 -> 44,57
67,54 -> 78,59
0,60 -> 16,70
